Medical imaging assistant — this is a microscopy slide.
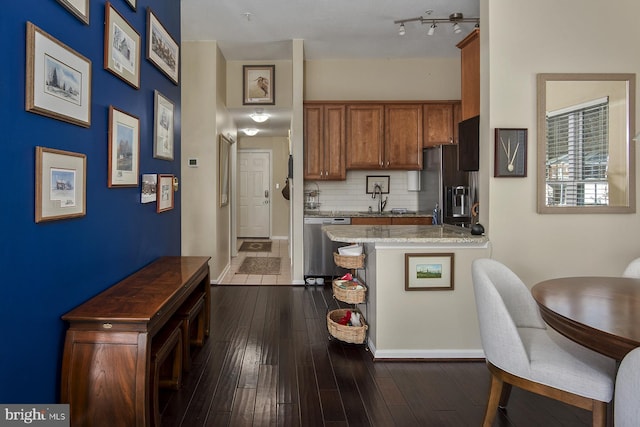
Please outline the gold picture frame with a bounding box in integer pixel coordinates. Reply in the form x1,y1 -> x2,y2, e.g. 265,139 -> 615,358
157,174 -> 174,213
26,22 -> 92,127
108,106 -> 140,187
35,146 -> 86,223
104,1 -> 140,89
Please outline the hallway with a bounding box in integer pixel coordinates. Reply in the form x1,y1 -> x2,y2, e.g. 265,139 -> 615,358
221,239 -> 293,285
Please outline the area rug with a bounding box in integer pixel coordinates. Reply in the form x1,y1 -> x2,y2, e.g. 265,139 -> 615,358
238,257 -> 281,275
239,241 -> 272,252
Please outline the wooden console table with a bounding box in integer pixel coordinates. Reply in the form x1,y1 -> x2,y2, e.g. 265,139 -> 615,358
60,256 -> 211,427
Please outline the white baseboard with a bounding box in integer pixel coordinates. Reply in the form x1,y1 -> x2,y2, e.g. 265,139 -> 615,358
211,264 -> 231,285
368,343 -> 485,360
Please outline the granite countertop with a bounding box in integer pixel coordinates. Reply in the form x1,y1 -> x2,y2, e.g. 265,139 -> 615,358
322,224 -> 488,244
304,210 -> 433,218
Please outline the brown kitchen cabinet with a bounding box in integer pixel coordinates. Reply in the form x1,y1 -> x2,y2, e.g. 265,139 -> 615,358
345,104 -> 385,169
391,216 -> 433,225
351,217 -> 392,225
346,103 -> 422,170
457,29 -> 480,121
304,104 -> 346,180
423,102 -> 461,147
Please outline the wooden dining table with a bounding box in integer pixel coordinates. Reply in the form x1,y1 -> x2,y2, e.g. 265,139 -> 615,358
532,276 -> 640,361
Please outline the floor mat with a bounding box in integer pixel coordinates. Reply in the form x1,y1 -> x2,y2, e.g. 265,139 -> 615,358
239,241 -> 272,252
237,257 -> 281,275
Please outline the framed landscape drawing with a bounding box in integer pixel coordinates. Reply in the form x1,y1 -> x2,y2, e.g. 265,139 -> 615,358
157,174 -> 174,212
104,2 -> 140,89
147,9 -> 179,84
35,146 -> 86,223
26,22 -> 92,127
56,0 -> 89,24
153,90 -> 174,160
405,253 -> 454,291
243,65 -> 275,105
108,106 -> 140,187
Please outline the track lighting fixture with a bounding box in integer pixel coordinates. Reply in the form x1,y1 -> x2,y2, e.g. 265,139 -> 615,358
242,128 -> 259,136
249,108 -> 269,123
394,12 -> 479,37
427,22 -> 436,36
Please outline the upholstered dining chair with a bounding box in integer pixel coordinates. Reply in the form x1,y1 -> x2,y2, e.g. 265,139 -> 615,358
471,259 -> 616,427
622,257 -> 640,278
615,346 -> 640,427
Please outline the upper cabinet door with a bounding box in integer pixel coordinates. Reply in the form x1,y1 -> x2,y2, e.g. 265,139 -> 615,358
303,105 -> 324,179
385,104 -> 423,170
457,29 -> 480,121
303,104 -> 346,180
346,104 -> 384,169
423,103 -> 455,147
323,105 -> 346,180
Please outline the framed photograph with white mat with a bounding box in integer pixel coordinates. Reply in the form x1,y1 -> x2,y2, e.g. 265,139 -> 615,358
104,1 -> 140,89
108,106 -> 140,187
157,174 -> 174,212
405,253 -> 454,291
153,90 -> 174,160
35,146 -> 86,223
26,22 -> 92,127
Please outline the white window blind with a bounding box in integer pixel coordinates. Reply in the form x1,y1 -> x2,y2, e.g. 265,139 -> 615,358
545,99 -> 609,206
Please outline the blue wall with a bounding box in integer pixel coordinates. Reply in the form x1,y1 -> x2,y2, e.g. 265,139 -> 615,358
0,0 -> 181,403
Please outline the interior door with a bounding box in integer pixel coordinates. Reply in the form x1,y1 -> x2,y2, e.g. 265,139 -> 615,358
238,151 -> 270,238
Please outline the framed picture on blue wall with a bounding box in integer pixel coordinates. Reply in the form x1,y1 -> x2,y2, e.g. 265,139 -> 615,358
124,0 -> 136,11
104,2 -> 140,89
35,146 -> 87,223
56,0 -> 89,24
146,8 -> 179,85
157,174 -> 174,213
108,106 -> 140,187
26,22 -> 92,127
153,90 -> 174,160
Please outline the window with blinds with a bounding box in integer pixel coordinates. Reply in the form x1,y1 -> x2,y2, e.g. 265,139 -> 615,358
545,98 -> 609,206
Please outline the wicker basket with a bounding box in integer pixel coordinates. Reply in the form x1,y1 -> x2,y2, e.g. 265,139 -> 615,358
333,252 -> 365,269
327,309 -> 367,344
332,280 -> 367,304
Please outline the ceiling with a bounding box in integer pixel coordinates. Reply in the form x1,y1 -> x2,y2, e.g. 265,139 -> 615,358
181,0 -> 480,137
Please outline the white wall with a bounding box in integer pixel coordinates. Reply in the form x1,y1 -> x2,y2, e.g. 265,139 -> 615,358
181,41 -> 233,281
485,0 -> 640,284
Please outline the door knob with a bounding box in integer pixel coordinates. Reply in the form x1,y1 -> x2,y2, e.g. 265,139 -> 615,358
264,189 -> 269,198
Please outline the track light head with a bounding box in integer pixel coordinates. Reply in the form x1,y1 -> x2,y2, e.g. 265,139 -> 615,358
398,23 -> 406,36
452,22 -> 462,34
427,22 -> 436,36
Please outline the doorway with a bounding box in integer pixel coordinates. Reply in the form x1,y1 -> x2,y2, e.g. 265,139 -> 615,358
238,150 -> 271,238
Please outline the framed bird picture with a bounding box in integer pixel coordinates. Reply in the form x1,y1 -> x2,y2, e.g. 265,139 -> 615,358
243,65 -> 275,105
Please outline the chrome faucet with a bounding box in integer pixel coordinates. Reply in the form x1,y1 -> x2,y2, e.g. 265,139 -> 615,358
372,183 -> 388,213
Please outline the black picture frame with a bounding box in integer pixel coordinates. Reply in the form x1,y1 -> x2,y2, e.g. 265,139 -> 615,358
495,128 -> 527,177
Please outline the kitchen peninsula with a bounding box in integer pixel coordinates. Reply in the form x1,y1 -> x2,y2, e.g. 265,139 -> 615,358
323,224 -> 489,360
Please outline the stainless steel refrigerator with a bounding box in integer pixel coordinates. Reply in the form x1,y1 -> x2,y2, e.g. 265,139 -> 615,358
418,145 -> 471,227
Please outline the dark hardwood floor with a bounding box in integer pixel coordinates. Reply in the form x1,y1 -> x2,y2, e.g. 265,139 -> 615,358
158,284 -> 593,426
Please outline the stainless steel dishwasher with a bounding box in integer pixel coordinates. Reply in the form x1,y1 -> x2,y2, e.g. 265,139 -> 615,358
303,217 -> 351,278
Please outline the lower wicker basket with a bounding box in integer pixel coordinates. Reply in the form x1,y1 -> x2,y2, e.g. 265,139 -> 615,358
332,280 -> 366,304
327,309 -> 367,344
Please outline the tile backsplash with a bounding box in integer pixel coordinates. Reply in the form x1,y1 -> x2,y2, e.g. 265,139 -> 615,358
304,170 -> 421,212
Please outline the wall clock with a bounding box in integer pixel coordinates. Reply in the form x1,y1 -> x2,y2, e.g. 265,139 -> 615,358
495,128 -> 527,177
